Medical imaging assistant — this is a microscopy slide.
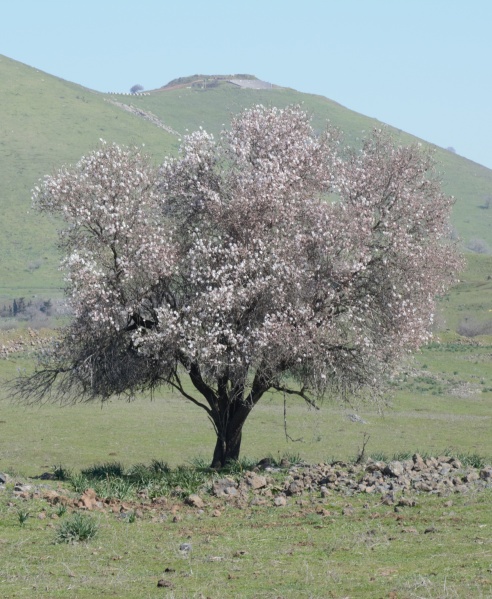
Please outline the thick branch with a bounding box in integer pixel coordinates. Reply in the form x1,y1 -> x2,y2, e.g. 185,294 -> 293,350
273,385 -> 320,410
168,371 -> 213,417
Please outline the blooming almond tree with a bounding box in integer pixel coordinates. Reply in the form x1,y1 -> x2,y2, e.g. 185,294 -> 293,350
15,106 -> 462,467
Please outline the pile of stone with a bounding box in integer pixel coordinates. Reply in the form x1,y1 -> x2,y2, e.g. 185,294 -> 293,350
210,454 -> 492,507
0,328 -> 50,359
2,454 -> 491,514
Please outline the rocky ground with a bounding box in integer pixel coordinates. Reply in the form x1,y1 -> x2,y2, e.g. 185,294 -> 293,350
2,454 -> 491,519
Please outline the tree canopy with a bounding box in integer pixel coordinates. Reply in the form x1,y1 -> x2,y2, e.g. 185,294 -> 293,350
15,105 -> 463,467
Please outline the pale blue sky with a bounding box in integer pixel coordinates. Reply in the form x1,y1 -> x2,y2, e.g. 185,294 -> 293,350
2,0 -> 491,169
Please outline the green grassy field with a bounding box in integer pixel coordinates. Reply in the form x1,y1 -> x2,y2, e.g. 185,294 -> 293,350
1,484 -> 491,598
1,304 -> 492,597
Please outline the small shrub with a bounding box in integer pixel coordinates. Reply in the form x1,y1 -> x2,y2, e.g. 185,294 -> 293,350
457,318 -> 492,338
55,513 -> 99,544
466,238 -> 491,254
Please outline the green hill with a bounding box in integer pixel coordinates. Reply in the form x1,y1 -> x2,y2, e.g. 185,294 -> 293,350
1,57 -> 491,306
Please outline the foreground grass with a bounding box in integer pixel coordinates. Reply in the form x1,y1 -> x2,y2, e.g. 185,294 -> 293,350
1,293 -> 492,597
1,471 -> 491,598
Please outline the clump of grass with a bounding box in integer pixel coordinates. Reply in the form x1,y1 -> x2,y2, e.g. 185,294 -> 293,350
68,472 -> 91,494
443,450 -> 488,469
52,464 -> 71,481
126,460 -> 170,484
93,477 -> 136,501
17,508 -> 30,527
81,461 -> 124,479
55,512 -> 99,544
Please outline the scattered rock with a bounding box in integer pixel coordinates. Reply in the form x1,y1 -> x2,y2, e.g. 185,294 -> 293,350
273,495 -> 287,507
213,478 -> 238,497
384,461 -> 405,478
79,488 -> 98,510
244,472 -> 267,490
397,497 -> 417,508
186,494 -> 204,508
424,526 -> 437,534
480,467 -> 492,480
179,543 -> 192,554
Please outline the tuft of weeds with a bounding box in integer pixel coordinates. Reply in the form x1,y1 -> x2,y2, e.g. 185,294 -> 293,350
81,461 -> 124,479
17,508 -> 30,527
92,477 -> 136,501
52,464 -> 71,481
55,512 -> 99,544
446,450 -> 488,469
68,472 -> 91,494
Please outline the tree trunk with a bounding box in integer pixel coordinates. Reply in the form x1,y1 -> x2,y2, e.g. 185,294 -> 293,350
210,406 -> 250,468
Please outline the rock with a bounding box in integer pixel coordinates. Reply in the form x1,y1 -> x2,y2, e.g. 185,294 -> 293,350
43,490 -> 61,504
244,472 -> 267,490
250,496 -> 267,506
186,494 -> 205,508
273,495 -> 287,507
212,509 -> 221,517
14,483 -> 33,493
365,461 -> 386,473
384,461 -> 405,478
257,457 -> 273,469
80,488 -> 98,510
0,473 -> 10,484
397,497 -> 416,507
157,579 -> 174,588
424,526 -> 437,534
287,480 -> 304,495
479,467 -> 492,480
464,471 -> 479,483
412,453 -> 426,471
381,493 -> 395,505
213,478 -> 237,497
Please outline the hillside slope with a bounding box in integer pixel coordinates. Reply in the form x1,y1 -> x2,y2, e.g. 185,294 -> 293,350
0,56 -> 177,298
1,59 -> 491,302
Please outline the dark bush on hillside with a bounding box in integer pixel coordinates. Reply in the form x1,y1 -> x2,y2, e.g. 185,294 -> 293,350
466,238 -> 491,254
457,318 -> 492,337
